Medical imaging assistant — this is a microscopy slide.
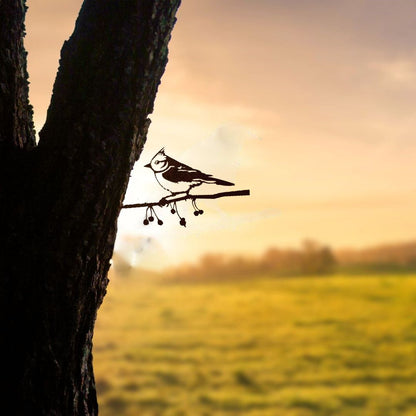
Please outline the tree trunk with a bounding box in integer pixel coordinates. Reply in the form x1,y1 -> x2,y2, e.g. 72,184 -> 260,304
0,0 -> 180,414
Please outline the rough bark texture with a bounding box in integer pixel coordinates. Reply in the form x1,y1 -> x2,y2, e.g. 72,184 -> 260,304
0,0 -> 180,414
0,0 -> 35,149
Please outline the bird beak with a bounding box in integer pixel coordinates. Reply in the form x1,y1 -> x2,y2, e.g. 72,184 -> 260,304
144,163 -> 151,168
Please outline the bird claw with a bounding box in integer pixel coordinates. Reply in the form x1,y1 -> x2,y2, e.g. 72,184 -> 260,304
158,197 -> 168,207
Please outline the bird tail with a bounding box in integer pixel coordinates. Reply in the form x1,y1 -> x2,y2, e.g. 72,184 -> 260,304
209,177 -> 235,186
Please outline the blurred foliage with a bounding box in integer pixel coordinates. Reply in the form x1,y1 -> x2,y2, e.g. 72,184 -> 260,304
337,241 -> 416,275
94,273 -> 416,416
112,240 -> 416,282
165,240 -> 336,282
155,240 -> 416,283
337,241 -> 416,266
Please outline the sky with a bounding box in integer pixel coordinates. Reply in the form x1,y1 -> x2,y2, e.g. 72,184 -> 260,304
25,0 -> 416,269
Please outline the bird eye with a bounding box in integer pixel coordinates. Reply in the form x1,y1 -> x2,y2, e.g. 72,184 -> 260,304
155,161 -> 159,164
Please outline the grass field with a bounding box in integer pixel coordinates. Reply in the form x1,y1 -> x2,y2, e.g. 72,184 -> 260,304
93,274 -> 416,415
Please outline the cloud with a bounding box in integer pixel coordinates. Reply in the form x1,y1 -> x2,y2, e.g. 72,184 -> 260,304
370,59 -> 416,85
179,123 -> 261,179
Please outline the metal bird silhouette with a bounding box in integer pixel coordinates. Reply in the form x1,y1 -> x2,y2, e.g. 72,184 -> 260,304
121,148 -> 249,228
144,148 -> 234,194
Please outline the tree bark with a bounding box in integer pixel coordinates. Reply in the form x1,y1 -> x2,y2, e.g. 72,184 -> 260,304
0,0 -> 180,414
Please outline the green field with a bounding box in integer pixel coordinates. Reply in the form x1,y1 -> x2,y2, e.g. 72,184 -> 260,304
93,274 -> 416,416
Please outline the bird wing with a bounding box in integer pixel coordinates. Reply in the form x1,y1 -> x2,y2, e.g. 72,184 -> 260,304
162,156 -> 234,186
166,156 -> 194,170
162,165 -> 207,184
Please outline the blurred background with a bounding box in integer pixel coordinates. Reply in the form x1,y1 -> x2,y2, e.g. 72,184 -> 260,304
26,0 -> 416,414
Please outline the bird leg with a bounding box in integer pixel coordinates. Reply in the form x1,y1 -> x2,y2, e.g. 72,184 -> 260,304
165,192 -> 187,202
159,192 -> 187,207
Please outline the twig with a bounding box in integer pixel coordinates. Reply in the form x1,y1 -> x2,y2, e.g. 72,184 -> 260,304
122,189 -> 250,209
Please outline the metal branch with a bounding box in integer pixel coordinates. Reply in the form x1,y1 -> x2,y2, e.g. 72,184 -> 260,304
122,189 -> 250,209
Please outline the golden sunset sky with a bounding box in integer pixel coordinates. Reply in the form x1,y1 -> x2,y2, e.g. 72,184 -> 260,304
25,1 -> 416,269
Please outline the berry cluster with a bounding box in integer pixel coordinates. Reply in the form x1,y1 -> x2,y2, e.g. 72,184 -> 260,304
141,199 -> 206,228
192,199 -> 204,216
143,206 -> 163,226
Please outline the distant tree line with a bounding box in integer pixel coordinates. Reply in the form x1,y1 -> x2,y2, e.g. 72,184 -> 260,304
165,240 -> 336,282
163,240 -> 416,282
336,241 -> 416,273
